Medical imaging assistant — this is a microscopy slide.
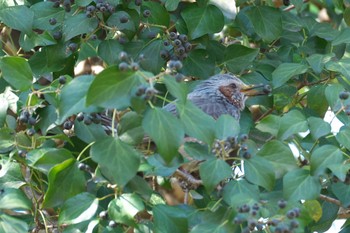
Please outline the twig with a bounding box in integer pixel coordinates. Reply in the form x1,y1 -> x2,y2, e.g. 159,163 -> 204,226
319,194 -> 341,206
174,169 -> 203,186
283,0 -> 309,11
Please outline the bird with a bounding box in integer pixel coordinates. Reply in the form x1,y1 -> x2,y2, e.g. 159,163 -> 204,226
163,74 -> 264,120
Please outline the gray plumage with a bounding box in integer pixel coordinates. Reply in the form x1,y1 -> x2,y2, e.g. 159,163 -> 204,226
164,74 -> 247,120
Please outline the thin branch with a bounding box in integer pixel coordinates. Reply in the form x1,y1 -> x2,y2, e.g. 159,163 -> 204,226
319,194 -> 341,206
174,169 -> 203,186
283,0 -> 309,11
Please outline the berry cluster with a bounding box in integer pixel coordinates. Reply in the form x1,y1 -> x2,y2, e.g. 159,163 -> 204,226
78,162 -> 92,172
212,134 -> 250,159
161,32 -> 192,61
135,85 -> 157,101
233,203 -> 264,232
76,112 -> 102,125
167,60 -> 184,82
98,210 -> 119,228
85,0 -> 115,18
18,110 -> 38,137
118,51 -> 144,71
339,91 -> 350,115
50,0 -> 75,12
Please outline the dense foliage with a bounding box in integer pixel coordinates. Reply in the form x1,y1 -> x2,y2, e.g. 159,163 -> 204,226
2,0 -> 350,232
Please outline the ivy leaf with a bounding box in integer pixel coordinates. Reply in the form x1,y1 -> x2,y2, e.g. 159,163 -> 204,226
283,169 -> 321,202
256,114 -> 280,136
91,137 -> 140,186
58,75 -> 100,124
143,108 -> 184,163
97,40 -> 123,66
199,158 -> 232,192
257,140 -> 298,178
153,205 -> 189,233
308,117 -> 331,139
0,57 -> 32,91
332,183 -> 350,207
31,1 -> 65,31
222,180 -> 259,207
0,188 -> 32,210
141,2 -> 170,27
272,63 -> 308,88
63,13 -> 99,41
108,193 -> 145,226
310,145 -> 343,176
336,126 -> 350,151
215,115 -> 240,140
164,0 -> 181,11
163,74 -> 188,103
0,213 -> 28,233
86,68 -> 146,109
306,53 -> 334,74
278,109 -> 308,140
304,200 -> 322,222
139,40 -> 167,74
332,28 -> 350,46
182,49 -> 215,79
42,159 -> 86,208
244,156 -> 275,191
58,193 -> 98,225
325,84 -> 344,112
244,6 -> 282,42
223,44 -> 259,74
0,6 -> 33,34
181,4 -> 224,39
326,58 -> 350,80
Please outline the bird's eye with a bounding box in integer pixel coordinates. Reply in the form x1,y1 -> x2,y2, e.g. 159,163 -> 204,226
230,83 -> 237,88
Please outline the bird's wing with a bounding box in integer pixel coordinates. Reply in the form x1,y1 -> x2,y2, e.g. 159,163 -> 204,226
163,102 -> 178,115
189,96 -> 229,119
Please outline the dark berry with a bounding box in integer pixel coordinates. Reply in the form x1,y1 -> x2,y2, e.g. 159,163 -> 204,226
292,208 -> 300,217
175,73 -> 184,82
290,219 -> 299,229
99,210 -> 108,220
176,46 -> 185,55
19,114 -> 29,123
267,219 -> 279,226
119,15 -> 129,23
339,91 -> 349,100
138,54 -> 145,60
178,34 -> 188,43
163,40 -> 170,46
26,128 -> 36,137
91,114 -> 101,124
250,209 -> 257,216
64,4 -> 71,12
240,134 -> 249,141
52,1 -> 60,8
184,42 -> 192,52
86,5 -> 96,12
78,163 -> 86,170
286,210 -> 296,219
58,75 -> 67,84
85,11 -> 93,18
135,0 -> 142,6
252,203 -> 260,210
243,152 -> 251,159
239,204 -> 250,213
108,6 -> 115,13
136,85 -> 147,96
168,60 -> 177,69
147,31 -> 156,39
174,60 -> 183,70
90,34 -> 97,40
143,9 -> 151,17
68,43 -> 78,52
278,200 -> 287,209
169,32 -> 177,40
119,62 -> 129,71
119,51 -> 128,61
263,84 -> 272,94
83,116 -> 92,125
173,39 -> 181,47
256,224 -> 263,231
76,112 -> 84,122
248,219 -> 257,230
345,109 -> 350,116
233,214 -> 245,224
49,18 -> 57,25
100,6 -> 106,12
53,31 -> 62,40
63,120 -> 73,130
283,0 -> 290,5
28,117 -> 36,125
109,220 -> 117,228
131,62 -> 139,71
160,50 -> 169,59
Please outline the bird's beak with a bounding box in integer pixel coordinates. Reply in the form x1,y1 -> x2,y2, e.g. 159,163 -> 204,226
240,84 -> 271,96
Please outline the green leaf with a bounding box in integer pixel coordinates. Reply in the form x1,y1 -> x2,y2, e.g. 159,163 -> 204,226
29,44 -> 68,75
0,6 -> 34,34
108,193 -> 144,226
244,156 -> 275,191
336,126 -> 350,151
283,169 -> 321,202
306,53 -> 334,74
332,182 -> 350,207
42,159 -> 86,208
332,28 -> 350,46
58,192 -> 98,225
308,117 -> 331,140
310,145 -> 343,176
36,105 -> 58,135
0,188 -> 32,210
176,101 -> 216,145
344,7 -> 350,26
86,67 -> 146,109
181,4 -> 224,39
75,119 -> 108,143
278,109 -> 308,140
27,148 -> 73,174
272,63 -> 308,88
143,108 -> 184,163
223,44 -> 259,74
304,200 -> 322,222
139,40 -> 166,74
257,140 -> 298,178
222,180 -> 259,207
199,158 -> 232,191
163,74 -> 188,103
153,205 -> 188,233
31,1 -> 65,31
164,0 -> 180,11
63,13 -> 99,41
0,161 -> 26,189
58,75 -> 99,124
118,112 -> 144,145
215,115 -> 240,140
182,49 -> 215,79
0,96 -> 8,128
107,11 -> 135,32
91,137 -> 140,186
256,114 -> 280,136
328,164 -> 350,182
141,2 -> 170,27
325,84 -> 343,112
245,6 -> 282,42
0,57 -> 33,91
307,85 -> 329,117
0,213 -> 28,233
326,58 -> 350,80
183,142 -> 212,160
97,40 -> 123,66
